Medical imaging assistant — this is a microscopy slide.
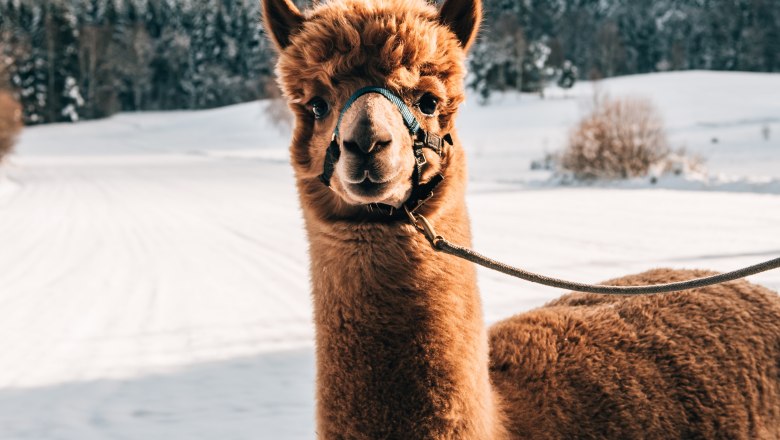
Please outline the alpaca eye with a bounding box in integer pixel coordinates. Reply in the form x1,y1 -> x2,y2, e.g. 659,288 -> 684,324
308,97 -> 330,120
417,93 -> 439,116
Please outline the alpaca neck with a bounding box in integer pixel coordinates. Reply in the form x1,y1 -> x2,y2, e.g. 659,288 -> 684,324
304,153 -> 504,439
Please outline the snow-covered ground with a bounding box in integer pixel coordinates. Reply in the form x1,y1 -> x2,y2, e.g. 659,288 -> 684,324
0,71 -> 778,439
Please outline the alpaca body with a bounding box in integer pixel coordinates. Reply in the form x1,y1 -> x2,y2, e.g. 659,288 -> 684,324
492,270 -> 780,439
261,0 -> 780,437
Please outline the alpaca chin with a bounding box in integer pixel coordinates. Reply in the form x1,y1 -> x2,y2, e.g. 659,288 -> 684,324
342,179 -> 412,208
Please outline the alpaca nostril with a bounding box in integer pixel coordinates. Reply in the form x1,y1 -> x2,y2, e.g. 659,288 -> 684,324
343,137 -> 392,155
343,140 -> 363,156
372,139 -> 391,153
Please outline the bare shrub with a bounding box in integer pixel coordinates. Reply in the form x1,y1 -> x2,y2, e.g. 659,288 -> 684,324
561,96 -> 669,180
659,147 -> 707,177
0,91 -> 23,163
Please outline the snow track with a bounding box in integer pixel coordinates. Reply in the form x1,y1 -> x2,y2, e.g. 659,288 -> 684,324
0,155 -> 320,439
0,72 -> 778,439
0,157 -> 312,386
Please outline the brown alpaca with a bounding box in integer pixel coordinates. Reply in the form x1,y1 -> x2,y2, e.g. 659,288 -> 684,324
262,0 -> 780,438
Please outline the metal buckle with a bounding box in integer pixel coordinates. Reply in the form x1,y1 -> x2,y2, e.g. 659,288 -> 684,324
405,190 -> 435,214
426,133 -> 442,156
414,147 -> 427,166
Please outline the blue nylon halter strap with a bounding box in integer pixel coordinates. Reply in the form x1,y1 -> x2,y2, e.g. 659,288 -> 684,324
333,86 -> 422,140
319,85 -> 452,215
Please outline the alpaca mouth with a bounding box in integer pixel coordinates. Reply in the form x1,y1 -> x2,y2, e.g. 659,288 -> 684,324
348,178 -> 390,197
344,168 -> 398,185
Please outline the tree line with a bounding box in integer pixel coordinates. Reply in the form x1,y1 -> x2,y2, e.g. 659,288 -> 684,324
1,0 -> 778,124
0,0 -> 274,124
471,0 -> 780,101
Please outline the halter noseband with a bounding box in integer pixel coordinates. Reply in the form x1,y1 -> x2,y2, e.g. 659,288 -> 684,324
318,86 -> 452,213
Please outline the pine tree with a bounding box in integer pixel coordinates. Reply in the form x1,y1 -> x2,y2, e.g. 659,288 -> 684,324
47,1 -> 83,122
14,2 -> 49,124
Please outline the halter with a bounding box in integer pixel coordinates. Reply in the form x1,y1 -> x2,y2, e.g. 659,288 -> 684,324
318,86 -> 453,213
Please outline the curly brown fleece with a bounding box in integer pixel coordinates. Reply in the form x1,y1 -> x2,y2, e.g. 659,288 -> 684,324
263,0 -> 780,438
492,270 -> 780,439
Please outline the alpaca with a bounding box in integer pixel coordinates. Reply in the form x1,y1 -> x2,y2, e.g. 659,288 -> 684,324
262,0 -> 780,437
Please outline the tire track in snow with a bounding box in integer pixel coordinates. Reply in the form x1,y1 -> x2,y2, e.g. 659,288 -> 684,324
0,157 -> 313,389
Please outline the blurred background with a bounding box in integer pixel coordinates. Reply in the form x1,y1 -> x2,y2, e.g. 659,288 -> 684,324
1,0 -> 779,123
0,0 -> 778,439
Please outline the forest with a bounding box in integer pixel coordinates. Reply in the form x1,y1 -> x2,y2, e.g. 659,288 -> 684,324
1,0 -> 778,124
470,0 -> 780,100
0,0 -> 273,124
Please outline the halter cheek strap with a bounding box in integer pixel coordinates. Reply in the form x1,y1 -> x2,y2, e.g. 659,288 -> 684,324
318,86 -> 453,213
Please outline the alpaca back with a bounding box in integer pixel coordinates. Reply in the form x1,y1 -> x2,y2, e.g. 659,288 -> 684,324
489,268 -> 780,439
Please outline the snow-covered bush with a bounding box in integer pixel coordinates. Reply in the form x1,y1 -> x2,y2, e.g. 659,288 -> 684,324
560,96 -> 669,180
0,91 -> 22,162
557,61 -> 578,91
656,148 -> 707,178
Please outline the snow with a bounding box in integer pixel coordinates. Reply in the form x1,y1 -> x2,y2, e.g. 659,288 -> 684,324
464,71 -> 780,183
0,71 -> 779,439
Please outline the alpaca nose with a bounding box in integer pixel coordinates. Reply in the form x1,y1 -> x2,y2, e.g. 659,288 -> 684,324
342,123 -> 393,156
343,138 -> 392,155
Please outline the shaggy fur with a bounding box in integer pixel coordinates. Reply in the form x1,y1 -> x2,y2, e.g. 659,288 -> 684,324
492,270 -> 780,439
0,91 -> 22,162
264,0 -> 780,438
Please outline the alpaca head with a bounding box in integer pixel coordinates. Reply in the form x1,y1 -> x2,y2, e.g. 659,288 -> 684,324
264,0 -> 481,218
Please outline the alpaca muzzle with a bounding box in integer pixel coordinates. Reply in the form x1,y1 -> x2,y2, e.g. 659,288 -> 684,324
319,86 -> 453,213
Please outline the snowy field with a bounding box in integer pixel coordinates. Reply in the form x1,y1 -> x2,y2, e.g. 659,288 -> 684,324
0,71 -> 779,439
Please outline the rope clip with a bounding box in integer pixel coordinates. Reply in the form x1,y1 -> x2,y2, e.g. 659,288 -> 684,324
404,206 -> 442,247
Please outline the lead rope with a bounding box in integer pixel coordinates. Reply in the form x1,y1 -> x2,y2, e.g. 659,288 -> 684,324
405,208 -> 780,295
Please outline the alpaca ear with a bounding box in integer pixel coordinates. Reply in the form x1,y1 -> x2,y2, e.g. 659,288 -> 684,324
438,0 -> 482,50
262,0 -> 305,50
